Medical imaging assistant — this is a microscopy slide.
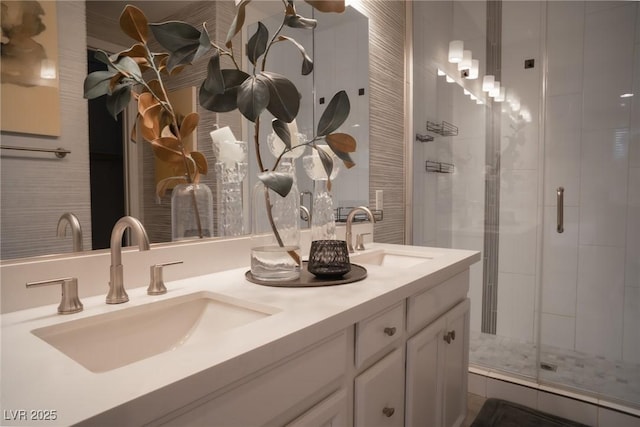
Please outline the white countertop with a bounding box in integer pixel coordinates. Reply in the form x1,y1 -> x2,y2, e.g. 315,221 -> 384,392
0,243 -> 479,426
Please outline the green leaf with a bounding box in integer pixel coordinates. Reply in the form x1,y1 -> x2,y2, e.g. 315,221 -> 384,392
237,76 -> 270,122
277,36 -> 313,75
112,56 -> 142,82
150,21 -> 200,52
226,0 -> 251,48
93,50 -> 112,67
84,70 -> 118,99
315,146 -> 334,181
317,90 -> 350,136
258,171 -> 293,198
150,21 -> 209,71
272,119 -> 291,150
106,84 -> 132,119
202,51 -> 224,95
258,72 -> 300,123
199,69 -> 250,112
247,22 -> 269,66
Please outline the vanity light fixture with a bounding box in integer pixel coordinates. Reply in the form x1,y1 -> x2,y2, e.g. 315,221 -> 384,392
468,60 -> 479,79
489,81 -> 501,98
40,59 -> 57,79
448,40 -> 464,63
482,75 -> 495,92
458,50 -> 472,71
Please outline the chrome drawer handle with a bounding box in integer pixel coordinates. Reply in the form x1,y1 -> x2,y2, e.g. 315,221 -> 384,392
383,327 -> 397,336
382,407 -> 395,417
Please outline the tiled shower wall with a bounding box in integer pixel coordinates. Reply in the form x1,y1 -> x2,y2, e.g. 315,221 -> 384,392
412,1 -> 487,333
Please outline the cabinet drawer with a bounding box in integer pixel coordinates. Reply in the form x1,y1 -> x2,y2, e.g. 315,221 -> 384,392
157,331 -> 348,427
354,348 -> 404,427
407,269 -> 469,334
356,302 -> 404,368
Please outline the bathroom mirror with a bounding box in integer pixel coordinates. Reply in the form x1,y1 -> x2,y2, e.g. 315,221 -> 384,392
0,0 -> 369,260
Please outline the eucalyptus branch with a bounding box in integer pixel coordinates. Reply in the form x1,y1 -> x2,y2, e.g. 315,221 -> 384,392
272,137 -> 321,170
210,41 -> 240,70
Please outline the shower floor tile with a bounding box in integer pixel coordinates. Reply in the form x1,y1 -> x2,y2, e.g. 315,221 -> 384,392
469,331 -> 640,410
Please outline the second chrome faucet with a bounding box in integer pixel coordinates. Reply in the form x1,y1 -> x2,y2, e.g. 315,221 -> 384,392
107,216 -> 150,304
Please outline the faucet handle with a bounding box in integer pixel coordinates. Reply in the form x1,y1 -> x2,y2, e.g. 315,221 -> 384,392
355,233 -> 372,251
148,261 -> 183,295
26,277 -> 83,314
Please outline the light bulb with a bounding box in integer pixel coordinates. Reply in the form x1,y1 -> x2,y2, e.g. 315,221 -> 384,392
482,75 -> 495,92
448,40 -> 464,63
458,50 -> 472,71
468,60 -> 479,79
489,81 -> 501,97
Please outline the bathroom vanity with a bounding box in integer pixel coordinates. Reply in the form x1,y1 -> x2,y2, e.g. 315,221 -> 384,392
0,242 -> 479,426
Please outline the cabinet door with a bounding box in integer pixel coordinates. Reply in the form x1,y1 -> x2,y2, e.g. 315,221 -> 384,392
405,316 -> 447,427
286,389 -> 348,427
442,299 -> 470,427
354,348 -> 405,427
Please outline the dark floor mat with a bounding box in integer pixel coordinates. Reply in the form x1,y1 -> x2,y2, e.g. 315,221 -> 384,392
471,398 -> 590,427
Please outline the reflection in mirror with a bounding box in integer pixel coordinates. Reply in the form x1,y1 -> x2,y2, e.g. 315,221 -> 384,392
0,0 -> 369,261
244,4 -> 369,233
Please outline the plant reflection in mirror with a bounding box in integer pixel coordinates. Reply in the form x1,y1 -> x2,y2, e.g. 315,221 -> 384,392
83,0 -> 358,256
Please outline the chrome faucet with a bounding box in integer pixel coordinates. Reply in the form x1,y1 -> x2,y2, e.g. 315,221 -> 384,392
345,206 -> 376,253
57,212 -> 83,252
107,216 -> 150,304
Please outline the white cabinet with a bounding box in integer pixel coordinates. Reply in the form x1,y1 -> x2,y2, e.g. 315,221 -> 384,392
154,332 -> 348,427
355,348 -> 405,427
406,299 -> 470,427
286,389 -> 349,427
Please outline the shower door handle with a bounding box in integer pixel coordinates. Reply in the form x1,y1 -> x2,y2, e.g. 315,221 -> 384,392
557,187 -> 564,233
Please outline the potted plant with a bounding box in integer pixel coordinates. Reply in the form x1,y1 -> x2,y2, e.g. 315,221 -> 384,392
84,0 -> 358,280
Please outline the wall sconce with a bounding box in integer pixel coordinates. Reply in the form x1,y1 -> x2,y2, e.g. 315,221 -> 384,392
468,60 -> 479,79
458,50 -> 472,71
482,75 -> 495,92
448,40 -> 464,63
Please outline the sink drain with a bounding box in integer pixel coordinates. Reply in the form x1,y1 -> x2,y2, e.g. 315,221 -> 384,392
540,362 -> 558,372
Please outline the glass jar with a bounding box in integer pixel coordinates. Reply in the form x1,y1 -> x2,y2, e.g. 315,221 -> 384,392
171,183 -> 213,241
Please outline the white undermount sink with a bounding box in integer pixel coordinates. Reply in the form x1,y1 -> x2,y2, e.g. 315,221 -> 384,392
350,249 -> 433,268
31,291 -> 279,373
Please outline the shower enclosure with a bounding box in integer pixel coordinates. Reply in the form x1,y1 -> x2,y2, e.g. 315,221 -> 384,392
411,0 -> 639,411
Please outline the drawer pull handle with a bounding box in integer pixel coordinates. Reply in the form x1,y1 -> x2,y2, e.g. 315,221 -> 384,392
443,330 -> 456,343
443,333 -> 451,344
382,407 -> 395,417
383,327 -> 397,336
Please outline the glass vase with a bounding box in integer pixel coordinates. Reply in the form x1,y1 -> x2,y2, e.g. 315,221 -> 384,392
303,146 -> 340,241
214,140 -> 248,237
171,183 -> 213,241
250,165 -> 301,281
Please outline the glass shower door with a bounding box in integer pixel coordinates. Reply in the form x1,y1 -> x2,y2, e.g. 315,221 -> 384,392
538,1 -> 639,408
